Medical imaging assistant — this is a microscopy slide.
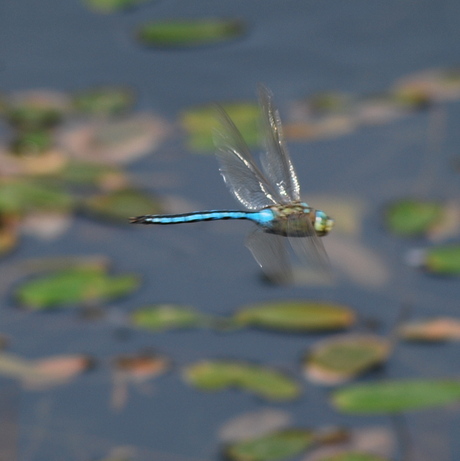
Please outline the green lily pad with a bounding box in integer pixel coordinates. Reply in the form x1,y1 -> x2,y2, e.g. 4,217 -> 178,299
424,244 -> 460,275
6,91 -> 68,130
84,0 -> 152,13
15,265 -> 140,310
83,189 -> 162,223
385,199 -> 443,237
181,101 -> 259,152
224,429 -> 315,461
318,453 -> 387,461
304,335 -> 390,385
131,304 -> 207,331
184,361 -> 301,401
136,19 -> 245,48
0,179 -> 73,215
234,301 -> 355,332
57,160 -> 123,186
332,379 -> 460,414
10,129 -> 54,156
72,86 -> 136,116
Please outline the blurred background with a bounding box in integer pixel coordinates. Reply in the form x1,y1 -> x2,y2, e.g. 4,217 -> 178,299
1,1 -> 460,460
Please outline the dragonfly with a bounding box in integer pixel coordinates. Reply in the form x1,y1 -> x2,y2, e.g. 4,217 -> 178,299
131,85 -> 334,283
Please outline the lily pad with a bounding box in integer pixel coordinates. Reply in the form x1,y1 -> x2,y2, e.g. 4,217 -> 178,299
183,361 -> 301,401
423,244 -> 460,275
6,91 -> 69,130
304,335 -> 390,385
72,86 -> 136,116
224,429 -> 315,461
83,189 -> 162,223
0,179 -> 73,215
137,19 -> 245,48
399,317 -> 460,342
234,301 -> 355,332
385,200 -> 443,237
131,304 -> 206,331
318,453 -> 388,461
15,265 -> 140,310
10,129 -> 54,156
84,0 -> 152,14
181,101 -> 259,152
332,379 -> 460,414
57,160 -> 123,186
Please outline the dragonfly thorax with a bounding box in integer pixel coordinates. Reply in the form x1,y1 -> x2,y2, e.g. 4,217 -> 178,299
263,202 -> 334,237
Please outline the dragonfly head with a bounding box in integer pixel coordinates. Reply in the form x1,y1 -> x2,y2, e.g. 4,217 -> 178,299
314,210 -> 334,236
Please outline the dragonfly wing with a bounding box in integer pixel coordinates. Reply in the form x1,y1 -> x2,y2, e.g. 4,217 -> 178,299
286,214 -> 332,283
214,106 -> 281,211
245,227 -> 293,284
258,84 -> 301,203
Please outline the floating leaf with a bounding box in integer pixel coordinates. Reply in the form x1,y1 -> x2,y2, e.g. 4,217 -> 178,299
317,453 -> 388,461
5,90 -> 69,130
308,92 -> 353,117
399,317 -> 460,342
184,361 -> 301,401
219,409 -> 292,443
0,179 -> 73,215
304,335 -> 390,385
137,19 -> 245,48
57,160 -> 124,186
83,189 -> 162,223
423,244 -> 460,275
234,301 -> 355,332
72,86 -> 136,116
10,129 -> 54,156
114,351 -> 169,378
332,379 -> 460,414
224,429 -> 315,461
60,114 -> 170,164
0,218 -> 19,257
181,101 -> 259,152
84,0 -> 152,13
15,266 -> 140,310
385,200 -> 444,237
131,304 -> 206,332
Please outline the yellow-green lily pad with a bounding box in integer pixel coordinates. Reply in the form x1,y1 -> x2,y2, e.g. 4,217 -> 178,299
423,244 -> 460,275
84,0 -> 152,14
183,361 -> 301,401
385,199 -> 444,237
83,189 -> 162,223
56,160 -> 123,186
181,101 -> 259,152
304,335 -> 390,385
0,179 -> 74,215
318,453 -> 388,461
234,300 -> 355,332
224,429 -> 315,461
131,304 -> 207,331
332,379 -> 460,414
72,86 -> 136,116
137,19 -> 245,48
15,265 -> 140,310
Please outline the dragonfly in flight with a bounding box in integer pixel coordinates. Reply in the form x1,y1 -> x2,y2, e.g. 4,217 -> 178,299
131,85 -> 334,283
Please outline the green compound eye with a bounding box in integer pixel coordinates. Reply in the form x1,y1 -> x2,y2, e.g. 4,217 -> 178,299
315,210 -> 334,236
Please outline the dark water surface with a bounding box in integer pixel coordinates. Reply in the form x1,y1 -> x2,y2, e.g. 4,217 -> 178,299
2,1 -> 460,460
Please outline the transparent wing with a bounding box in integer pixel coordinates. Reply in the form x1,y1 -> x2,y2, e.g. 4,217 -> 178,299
214,106 -> 282,211
258,84 -> 301,203
245,227 -> 293,284
286,214 -> 332,283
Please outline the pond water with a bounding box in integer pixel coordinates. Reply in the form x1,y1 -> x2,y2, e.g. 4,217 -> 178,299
1,1 -> 460,460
